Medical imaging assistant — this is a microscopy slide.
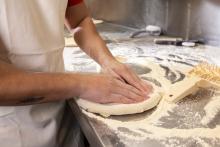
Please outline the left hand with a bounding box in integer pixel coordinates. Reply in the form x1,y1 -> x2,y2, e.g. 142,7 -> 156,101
101,59 -> 152,96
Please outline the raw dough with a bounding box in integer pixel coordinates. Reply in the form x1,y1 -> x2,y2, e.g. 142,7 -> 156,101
77,79 -> 163,117
76,60 -> 169,117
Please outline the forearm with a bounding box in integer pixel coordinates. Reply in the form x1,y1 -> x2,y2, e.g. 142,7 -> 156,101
0,70 -> 82,106
65,2 -> 116,66
71,17 -> 115,66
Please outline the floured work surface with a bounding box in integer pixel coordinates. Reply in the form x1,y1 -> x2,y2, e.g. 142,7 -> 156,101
67,49 -> 220,147
65,22 -> 220,147
81,58 -> 220,147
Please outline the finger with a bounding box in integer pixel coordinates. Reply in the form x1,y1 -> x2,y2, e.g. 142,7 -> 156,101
129,71 -> 148,91
106,69 -> 126,82
127,69 -> 152,92
120,68 -> 147,92
114,78 -> 145,97
140,79 -> 153,92
127,73 -> 153,95
141,80 -> 153,94
113,79 -> 149,102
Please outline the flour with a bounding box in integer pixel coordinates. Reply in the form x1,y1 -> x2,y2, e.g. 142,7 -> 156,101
201,95 -> 220,125
82,58 -> 220,146
195,137 -> 212,147
83,89 -> 220,146
70,45 -> 220,146
65,22 -> 220,146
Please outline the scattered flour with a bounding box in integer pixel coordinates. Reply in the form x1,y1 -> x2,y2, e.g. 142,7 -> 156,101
81,61 -> 220,146
83,92 -> 220,146
201,95 -> 220,125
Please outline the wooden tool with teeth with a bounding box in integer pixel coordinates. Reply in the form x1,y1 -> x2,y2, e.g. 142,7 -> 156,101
164,62 -> 220,103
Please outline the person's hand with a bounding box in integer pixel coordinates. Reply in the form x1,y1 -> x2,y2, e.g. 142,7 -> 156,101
79,73 -> 148,104
100,59 -> 152,95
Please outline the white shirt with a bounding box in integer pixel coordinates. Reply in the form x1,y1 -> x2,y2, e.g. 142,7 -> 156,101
0,0 -> 70,146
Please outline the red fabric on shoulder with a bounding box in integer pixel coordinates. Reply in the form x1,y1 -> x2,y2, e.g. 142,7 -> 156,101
68,0 -> 83,7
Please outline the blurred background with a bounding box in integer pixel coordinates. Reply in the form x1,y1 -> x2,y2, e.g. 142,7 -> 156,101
86,0 -> 220,47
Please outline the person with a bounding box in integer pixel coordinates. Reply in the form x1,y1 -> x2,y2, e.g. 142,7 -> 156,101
0,0 -> 152,146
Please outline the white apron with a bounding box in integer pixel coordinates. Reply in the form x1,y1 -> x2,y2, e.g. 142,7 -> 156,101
0,0 -> 81,147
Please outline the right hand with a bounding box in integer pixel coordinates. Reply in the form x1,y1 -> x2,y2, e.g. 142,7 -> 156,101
79,73 -> 150,104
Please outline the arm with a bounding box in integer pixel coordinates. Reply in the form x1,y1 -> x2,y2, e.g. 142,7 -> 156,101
0,61 -> 81,105
0,61 -> 146,106
65,2 -> 114,66
65,2 -> 151,93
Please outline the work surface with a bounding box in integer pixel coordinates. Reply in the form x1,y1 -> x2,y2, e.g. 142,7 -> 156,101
64,22 -> 220,147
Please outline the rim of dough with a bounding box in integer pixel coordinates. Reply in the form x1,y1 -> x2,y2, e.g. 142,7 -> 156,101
76,81 -> 163,117
77,59 -> 169,117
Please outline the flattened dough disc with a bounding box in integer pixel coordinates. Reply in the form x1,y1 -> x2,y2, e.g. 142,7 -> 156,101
76,60 -> 168,117
76,79 -> 163,117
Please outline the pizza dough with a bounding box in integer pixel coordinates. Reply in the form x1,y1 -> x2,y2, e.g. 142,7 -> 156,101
76,60 -> 171,117
77,79 -> 163,117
